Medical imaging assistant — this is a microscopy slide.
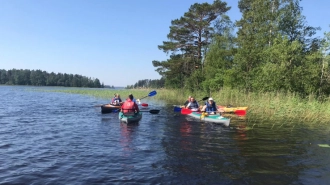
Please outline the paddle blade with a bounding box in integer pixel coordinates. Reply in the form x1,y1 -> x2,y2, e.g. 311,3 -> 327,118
235,110 -> 246,116
141,103 -> 148,107
181,108 -> 192,115
202,96 -> 209,101
139,109 -> 160,114
148,90 -> 157,97
198,97 -> 209,102
149,109 -> 160,114
173,106 -> 182,112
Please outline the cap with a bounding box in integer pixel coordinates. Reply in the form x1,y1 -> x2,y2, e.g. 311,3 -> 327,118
208,97 -> 214,101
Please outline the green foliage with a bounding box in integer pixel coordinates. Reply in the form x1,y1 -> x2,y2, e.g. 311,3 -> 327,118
203,20 -> 236,92
0,69 -> 103,88
153,0 -> 230,88
152,54 -> 186,89
126,78 -> 165,89
185,69 -> 205,92
145,0 -> 330,100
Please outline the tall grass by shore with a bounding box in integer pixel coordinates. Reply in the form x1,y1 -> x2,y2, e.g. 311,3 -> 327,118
46,87 -> 330,125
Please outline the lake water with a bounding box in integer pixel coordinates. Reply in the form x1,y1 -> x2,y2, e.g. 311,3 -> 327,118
0,86 -> 330,184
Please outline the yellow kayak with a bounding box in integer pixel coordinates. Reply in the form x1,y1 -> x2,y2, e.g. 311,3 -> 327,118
218,106 -> 248,112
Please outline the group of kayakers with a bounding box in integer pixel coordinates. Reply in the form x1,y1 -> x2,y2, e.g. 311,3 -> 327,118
183,96 -> 221,115
111,93 -> 140,114
111,93 -> 220,115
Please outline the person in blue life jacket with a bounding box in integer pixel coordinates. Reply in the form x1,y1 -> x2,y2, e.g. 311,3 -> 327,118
111,93 -> 122,105
185,97 -> 199,111
117,94 -> 122,103
201,97 -> 221,115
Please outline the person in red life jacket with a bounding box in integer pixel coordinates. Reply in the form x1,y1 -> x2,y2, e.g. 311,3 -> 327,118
121,94 -> 139,115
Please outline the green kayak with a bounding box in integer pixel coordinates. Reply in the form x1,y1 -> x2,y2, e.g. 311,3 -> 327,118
187,112 -> 230,126
119,112 -> 142,124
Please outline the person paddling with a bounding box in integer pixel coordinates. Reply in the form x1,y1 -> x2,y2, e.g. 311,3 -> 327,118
185,97 -> 199,111
183,95 -> 192,108
121,94 -> 139,115
201,97 -> 221,115
111,93 -> 122,105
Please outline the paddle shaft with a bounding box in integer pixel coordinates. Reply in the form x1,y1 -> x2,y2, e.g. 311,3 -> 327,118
139,95 -> 149,100
95,90 -> 156,107
181,108 -> 245,116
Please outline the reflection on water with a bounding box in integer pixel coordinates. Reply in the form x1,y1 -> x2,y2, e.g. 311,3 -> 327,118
0,86 -> 330,184
120,123 -> 139,155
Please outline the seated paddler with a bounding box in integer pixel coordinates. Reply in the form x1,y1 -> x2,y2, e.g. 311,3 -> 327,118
185,96 -> 199,111
111,93 -> 122,105
201,97 -> 221,115
121,94 -> 140,115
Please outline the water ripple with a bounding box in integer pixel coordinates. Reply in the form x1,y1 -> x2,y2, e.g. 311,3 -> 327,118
0,86 -> 330,184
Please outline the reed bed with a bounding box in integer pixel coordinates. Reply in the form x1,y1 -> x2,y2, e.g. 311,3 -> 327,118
45,88 -> 151,100
45,87 -> 330,125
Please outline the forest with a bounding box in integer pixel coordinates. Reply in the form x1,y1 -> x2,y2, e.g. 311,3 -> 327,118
0,69 -> 103,88
126,78 -> 165,89
130,0 -> 330,99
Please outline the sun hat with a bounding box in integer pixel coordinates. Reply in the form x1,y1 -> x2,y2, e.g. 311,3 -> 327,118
208,97 -> 214,101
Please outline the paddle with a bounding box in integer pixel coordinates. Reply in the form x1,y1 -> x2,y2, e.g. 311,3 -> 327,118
137,90 -> 157,107
173,106 -> 182,112
173,96 -> 209,112
139,109 -> 160,114
141,103 -> 148,107
95,91 -> 156,107
199,96 -> 209,102
139,90 -> 157,100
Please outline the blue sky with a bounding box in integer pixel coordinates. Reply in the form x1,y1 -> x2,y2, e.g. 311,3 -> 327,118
1,0 -> 329,86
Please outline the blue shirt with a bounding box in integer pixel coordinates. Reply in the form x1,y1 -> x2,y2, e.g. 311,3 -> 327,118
205,101 -> 217,112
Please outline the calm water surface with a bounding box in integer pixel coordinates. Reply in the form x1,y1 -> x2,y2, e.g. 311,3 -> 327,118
0,86 -> 330,185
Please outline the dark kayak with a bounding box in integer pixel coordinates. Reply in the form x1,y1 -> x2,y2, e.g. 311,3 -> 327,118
101,104 -> 121,114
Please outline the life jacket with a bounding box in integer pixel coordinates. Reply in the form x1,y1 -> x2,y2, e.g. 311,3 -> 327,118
187,100 -> 199,109
112,97 -> 120,105
205,101 -> 216,112
121,99 -> 138,113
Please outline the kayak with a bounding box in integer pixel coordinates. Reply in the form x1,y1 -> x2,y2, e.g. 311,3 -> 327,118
101,104 -> 121,114
175,105 -> 248,113
218,106 -> 248,113
119,112 -> 142,124
186,112 -> 230,126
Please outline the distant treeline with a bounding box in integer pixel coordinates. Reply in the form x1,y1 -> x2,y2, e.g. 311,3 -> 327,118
0,69 -> 104,88
126,78 -> 165,89
104,85 -> 115,89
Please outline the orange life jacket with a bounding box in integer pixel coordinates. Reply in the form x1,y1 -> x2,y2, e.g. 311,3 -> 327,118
121,99 -> 139,113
